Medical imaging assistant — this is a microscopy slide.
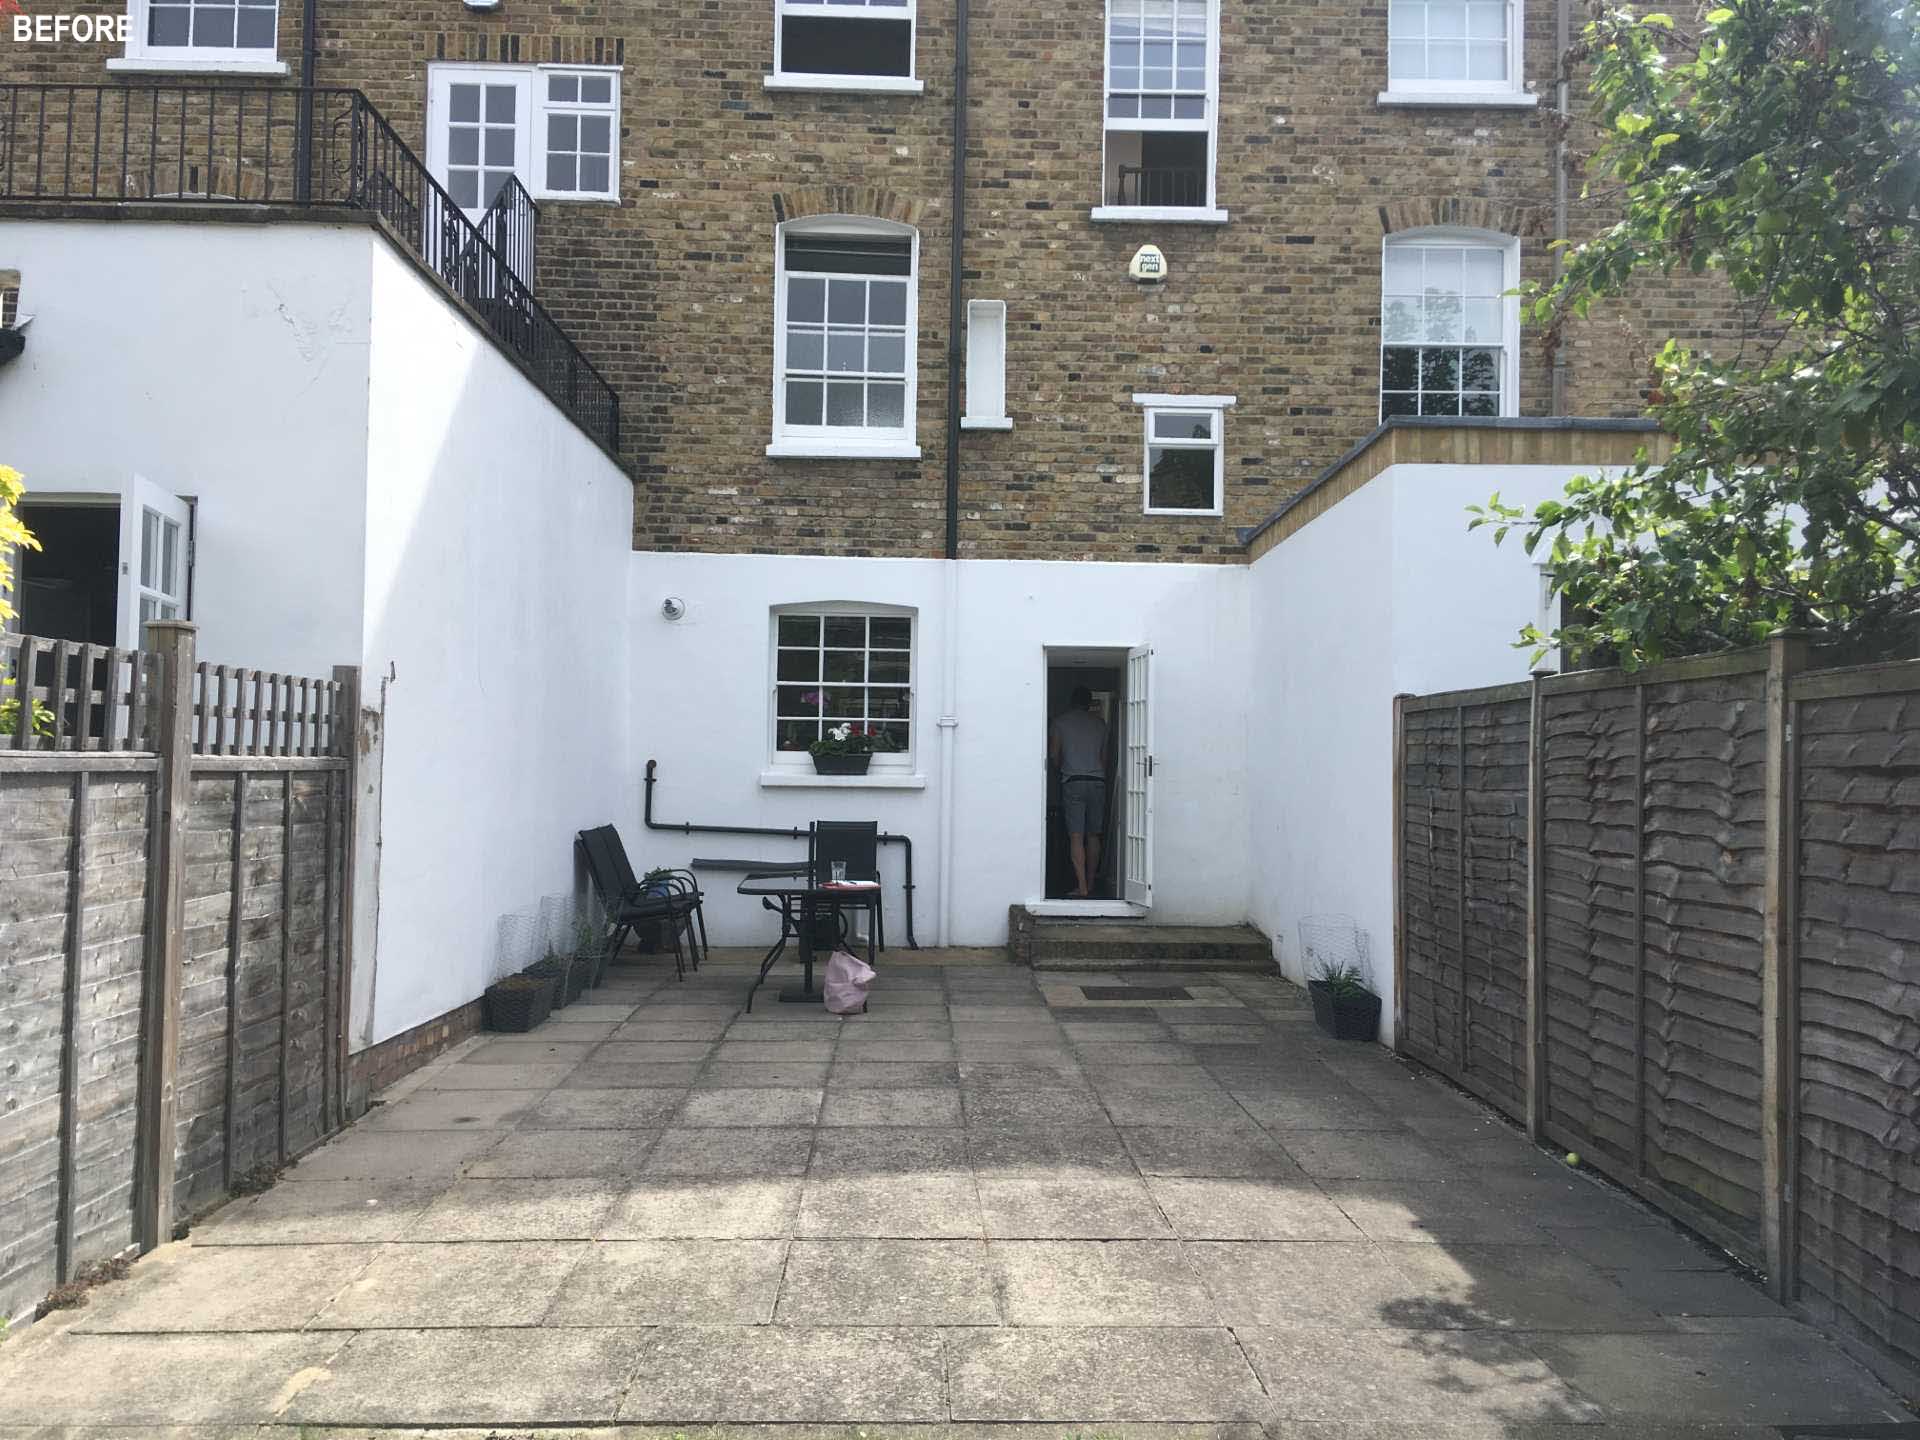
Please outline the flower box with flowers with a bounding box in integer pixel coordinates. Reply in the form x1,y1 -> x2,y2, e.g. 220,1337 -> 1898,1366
809,723 -> 898,776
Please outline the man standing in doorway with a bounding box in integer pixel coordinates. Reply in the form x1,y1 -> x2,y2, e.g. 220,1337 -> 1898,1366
1049,685 -> 1110,899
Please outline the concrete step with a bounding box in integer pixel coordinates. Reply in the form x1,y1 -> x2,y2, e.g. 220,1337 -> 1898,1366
1021,918 -> 1274,972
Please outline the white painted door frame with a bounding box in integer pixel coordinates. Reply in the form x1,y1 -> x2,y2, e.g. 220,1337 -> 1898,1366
1123,642 -> 1154,907
117,474 -> 192,649
1032,644 -> 1150,919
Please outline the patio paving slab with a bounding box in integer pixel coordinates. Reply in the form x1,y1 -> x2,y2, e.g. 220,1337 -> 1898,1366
945,1326 -> 1269,1421
677,1088 -> 826,1127
1120,1125 -> 1303,1177
1600,1267 -> 1788,1321
819,1087 -> 964,1127
644,1127 -> 814,1177
1270,1129 -> 1463,1180
546,1240 -> 788,1325
1382,1242 -> 1673,1332
1185,1241 -> 1444,1328
522,1087 -> 689,1128
715,1040 -> 838,1063
702,1061 -> 833,1087
568,1061 -> 708,1087
596,1042 -> 717,1064
291,1127 -> 505,1182
797,1173 -> 984,1238
1321,1180 -> 1547,1245
0,1332 -> 345,1426
420,1061 -> 576,1090
966,1124 -> 1136,1176
406,1177 -> 624,1240
192,1178 -> 445,1245
809,1126 -> 969,1175
989,1240 -> 1216,1326
73,1242 -> 375,1332
975,1175 -> 1171,1239
463,1040 -> 600,1066
828,1060 -> 962,1088
961,1087 -> 1110,1128
359,1087 -> 538,1131
617,1326 -> 949,1422
469,1128 -> 661,1178
775,1239 -> 1000,1325
311,1240 -> 586,1328
1145,1176 -> 1363,1240
602,1178 -> 804,1239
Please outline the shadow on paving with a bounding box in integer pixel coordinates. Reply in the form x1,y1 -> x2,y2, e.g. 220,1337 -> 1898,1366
0,958 -> 1912,1438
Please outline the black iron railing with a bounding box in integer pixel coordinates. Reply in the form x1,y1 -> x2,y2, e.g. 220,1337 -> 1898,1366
0,85 -> 616,450
1115,164 -> 1206,208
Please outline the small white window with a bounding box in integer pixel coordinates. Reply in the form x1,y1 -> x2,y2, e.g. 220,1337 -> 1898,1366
1381,0 -> 1531,105
1095,0 -> 1226,223
539,70 -> 620,201
769,0 -> 921,93
1133,393 -> 1235,516
961,300 -> 1011,431
427,64 -> 621,216
772,607 -> 914,768
1380,230 -> 1519,419
120,0 -> 284,71
770,219 -> 920,460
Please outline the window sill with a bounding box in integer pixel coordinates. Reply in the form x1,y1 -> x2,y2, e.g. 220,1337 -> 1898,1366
760,770 -> 927,790
1144,509 -> 1224,518
108,55 -> 290,75
533,192 -> 621,206
1376,89 -> 1540,109
763,74 -> 925,95
960,416 -> 1013,431
1090,205 -> 1230,225
767,440 -> 924,460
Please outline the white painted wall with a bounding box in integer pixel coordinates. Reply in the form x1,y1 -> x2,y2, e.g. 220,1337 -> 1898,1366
357,241 -> 636,1045
0,220 -> 371,676
626,551 -> 1249,948
1245,460 -> 1616,1041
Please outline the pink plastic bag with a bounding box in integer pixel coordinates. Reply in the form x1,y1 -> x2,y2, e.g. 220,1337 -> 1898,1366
823,949 -> 876,1014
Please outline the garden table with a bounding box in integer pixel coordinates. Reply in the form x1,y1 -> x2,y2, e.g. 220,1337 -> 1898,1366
737,871 -> 880,1011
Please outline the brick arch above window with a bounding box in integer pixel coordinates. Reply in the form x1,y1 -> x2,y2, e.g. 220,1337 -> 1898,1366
773,187 -> 927,228
1378,196 -> 1545,239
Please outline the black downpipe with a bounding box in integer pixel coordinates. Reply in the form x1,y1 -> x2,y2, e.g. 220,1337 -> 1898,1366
942,0 -> 969,560
294,0 -> 319,203
644,759 -> 920,949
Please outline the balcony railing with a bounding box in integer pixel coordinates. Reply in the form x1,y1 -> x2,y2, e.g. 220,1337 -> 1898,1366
1114,164 -> 1206,209
0,85 -> 617,451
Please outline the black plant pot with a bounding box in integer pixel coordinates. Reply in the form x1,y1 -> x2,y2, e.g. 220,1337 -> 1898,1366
485,975 -> 555,1032
1309,981 -> 1381,1041
812,751 -> 873,776
524,957 -> 581,1008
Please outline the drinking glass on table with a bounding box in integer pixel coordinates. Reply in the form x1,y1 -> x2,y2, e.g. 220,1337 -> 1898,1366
831,861 -> 848,883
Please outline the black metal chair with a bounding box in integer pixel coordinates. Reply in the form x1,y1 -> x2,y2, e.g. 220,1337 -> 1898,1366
601,825 -> 709,970
812,820 -> 884,953
576,825 -> 703,979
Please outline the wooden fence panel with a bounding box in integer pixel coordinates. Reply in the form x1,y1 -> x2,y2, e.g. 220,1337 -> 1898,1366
1400,704 -> 1464,1076
1793,671 -> 1920,1377
1460,696 -> 1531,1115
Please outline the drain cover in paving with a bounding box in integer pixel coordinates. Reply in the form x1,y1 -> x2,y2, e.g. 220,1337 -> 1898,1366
1080,985 -> 1192,1001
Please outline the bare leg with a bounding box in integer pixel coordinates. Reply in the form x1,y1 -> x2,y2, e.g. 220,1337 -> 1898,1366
1086,834 -> 1104,897
1068,834 -> 1090,897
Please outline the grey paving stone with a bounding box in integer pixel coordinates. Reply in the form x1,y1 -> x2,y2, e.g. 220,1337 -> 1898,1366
977,1176 -> 1171,1239
676,1087 -> 826,1126
991,1239 -> 1217,1325
1073,1042 -> 1203,1066
820,1088 -> 964,1127
967,1125 -> 1136,1177
603,1177 -> 804,1238
1523,1325 -> 1908,1424
1084,1063 -> 1227,1092
797,1173 -> 984,1238
1323,1180 -> 1547,1244
1271,1129 -> 1462,1179
460,1039 -> 598,1066
1186,1241 -> 1439,1327
1240,1325 -> 1602,1423
643,1126 -> 815,1177
1546,1221 -> 1733,1271
1165,1025 -> 1275,1044
946,1326 -> 1270,1421
838,1020 -> 953,1041
837,1039 -> 959,1063
963,1087 -> 1111,1128
1061,1022 -> 1170,1042
75,1242 -> 376,1332
810,1126 -> 970,1175
950,1005 -> 1051,1022
1231,1091 -> 1403,1130
358,1088 -> 537,1132
529,1019 -> 622,1041
407,1178 -> 623,1240
715,1039 -> 838,1062
829,1060 -> 962,1089
594,1041 -> 716,1064
726,1019 -> 846,1040
310,1240 -> 585,1328
1384,1242 -> 1672,1331
775,1239 -> 999,1324
467,1128 -> 659,1178
0,1332 -> 346,1426
193,1178 -> 444,1245
1094,1088 -> 1259,1129
519,1086 -> 688,1128
294,1128 -> 504,1182
282,1327 -> 639,1426
1479,1172 -> 1654,1228
545,1239 -> 788,1324
1601,1266 -> 1790,1320
701,1060 -> 833,1087
618,1324 -> 949,1421
610,1019 -> 732,1042
952,1020 -> 1063,1041
960,1060 -> 1093,1089
1120,1125 -> 1302,1177
1147,1176 -> 1362,1240
564,1061 -> 705,1088
419,1062 -> 577,1091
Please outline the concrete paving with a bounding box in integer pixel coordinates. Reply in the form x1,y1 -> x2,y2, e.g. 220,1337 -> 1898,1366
0,958 -> 1912,1439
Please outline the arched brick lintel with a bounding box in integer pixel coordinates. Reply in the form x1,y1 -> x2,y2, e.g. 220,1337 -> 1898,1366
772,187 -> 928,228
1378,196 -> 1546,239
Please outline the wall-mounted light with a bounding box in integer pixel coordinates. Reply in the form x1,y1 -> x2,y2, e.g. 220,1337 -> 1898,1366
661,597 -> 686,621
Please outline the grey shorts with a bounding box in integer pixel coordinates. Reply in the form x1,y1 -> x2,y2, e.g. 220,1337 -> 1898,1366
1062,776 -> 1107,836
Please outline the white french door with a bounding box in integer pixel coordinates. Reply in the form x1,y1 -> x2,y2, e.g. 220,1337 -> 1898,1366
117,475 -> 191,649
426,65 -> 533,223
1123,643 -> 1154,906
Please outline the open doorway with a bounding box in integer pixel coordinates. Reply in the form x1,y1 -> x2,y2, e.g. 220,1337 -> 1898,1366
9,478 -> 192,648
1042,648 -> 1128,905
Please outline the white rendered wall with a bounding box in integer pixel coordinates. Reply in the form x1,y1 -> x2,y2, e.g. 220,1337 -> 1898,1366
626,552 -> 1249,948
358,241 -> 635,1046
0,220 -> 371,676
1245,461 -> 1616,1042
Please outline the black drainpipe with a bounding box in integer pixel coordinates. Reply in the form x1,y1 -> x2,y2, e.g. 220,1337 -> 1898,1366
643,759 -> 920,948
294,0 -> 320,203
942,0 -> 969,559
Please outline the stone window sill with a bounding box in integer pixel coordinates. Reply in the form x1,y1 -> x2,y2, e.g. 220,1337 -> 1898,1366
1376,89 -> 1540,109
759,770 -> 927,790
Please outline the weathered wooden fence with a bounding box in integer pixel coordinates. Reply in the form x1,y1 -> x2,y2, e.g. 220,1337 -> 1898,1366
1,622 -> 359,1325
1394,637 -> 1920,1393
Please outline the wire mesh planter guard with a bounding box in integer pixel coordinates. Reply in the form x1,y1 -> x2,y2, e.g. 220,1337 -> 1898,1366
1299,913 -> 1381,1041
487,906 -> 556,1031
1299,913 -> 1371,978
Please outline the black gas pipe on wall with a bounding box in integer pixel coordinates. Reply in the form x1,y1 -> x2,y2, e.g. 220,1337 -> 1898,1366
643,759 -> 920,949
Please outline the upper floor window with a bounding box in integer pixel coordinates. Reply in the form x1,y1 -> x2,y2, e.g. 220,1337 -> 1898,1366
768,0 -> 922,94
1134,393 -> 1235,515
1380,230 -> 1519,419
426,63 -> 621,218
770,219 -> 921,460
1096,0 -> 1226,223
772,607 -> 914,770
1381,0 -> 1531,106
119,0 -> 285,72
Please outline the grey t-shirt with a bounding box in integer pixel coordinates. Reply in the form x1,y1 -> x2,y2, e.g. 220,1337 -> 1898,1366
1051,708 -> 1108,779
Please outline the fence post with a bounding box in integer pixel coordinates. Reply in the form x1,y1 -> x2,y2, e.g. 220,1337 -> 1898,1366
134,619 -> 195,1251
332,664 -> 361,1128
1762,628 -> 1809,1303
1525,669 -> 1548,1141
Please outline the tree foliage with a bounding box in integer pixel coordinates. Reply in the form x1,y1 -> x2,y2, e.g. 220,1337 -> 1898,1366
1475,0 -> 1920,667
1,463 -> 37,626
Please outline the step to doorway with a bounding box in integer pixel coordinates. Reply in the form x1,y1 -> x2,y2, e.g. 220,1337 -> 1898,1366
1008,907 -> 1274,972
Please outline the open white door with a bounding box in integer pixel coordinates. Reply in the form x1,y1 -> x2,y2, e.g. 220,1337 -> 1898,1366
1123,643 -> 1154,907
117,475 -> 191,649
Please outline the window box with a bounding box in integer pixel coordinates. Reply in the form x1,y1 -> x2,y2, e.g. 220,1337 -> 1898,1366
813,752 -> 874,777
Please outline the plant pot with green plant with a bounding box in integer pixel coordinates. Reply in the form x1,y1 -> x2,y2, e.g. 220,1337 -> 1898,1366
809,723 -> 897,777
525,950 -> 586,1007
575,917 -> 609,987
633,868 -> 675,954
484,972 -> 556,1032
1309,960 -> 1382,1042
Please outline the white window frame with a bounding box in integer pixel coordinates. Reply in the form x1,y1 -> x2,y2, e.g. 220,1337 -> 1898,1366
426,63 -> 623,217
766,0 -> 925,95
1379,228 -> 1521,420
767,603 -> 917,778
534,67 -> 622,204
768,216 -> 922,461
1093,0 -> 1228,225
1378,0 -> 1537,108
113,0 -> 288,75
1133,392 -> 1235,517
